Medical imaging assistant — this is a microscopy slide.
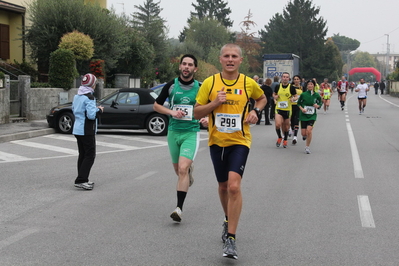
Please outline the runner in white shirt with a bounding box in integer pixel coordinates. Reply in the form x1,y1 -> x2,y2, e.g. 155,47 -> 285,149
337,76 -> 349,110
355,78 -> 370,114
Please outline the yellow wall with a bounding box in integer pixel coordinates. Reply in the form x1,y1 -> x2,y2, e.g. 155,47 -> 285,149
0,9 -> 24,63
84,0 -> 107,8
9,13 -> 24,63
0,10 -> 8,24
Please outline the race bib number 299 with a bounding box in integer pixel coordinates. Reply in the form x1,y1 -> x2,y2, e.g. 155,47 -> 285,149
215,113 -> 242,133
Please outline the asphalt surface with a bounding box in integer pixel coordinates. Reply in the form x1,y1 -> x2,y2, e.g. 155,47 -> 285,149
1,92 -> 399,265
0,120 -> 55,143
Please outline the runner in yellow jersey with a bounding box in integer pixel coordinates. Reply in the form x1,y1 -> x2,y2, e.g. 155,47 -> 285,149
320,78 -> 333,114
273,72 -> 297,148
194,43 -> 266,260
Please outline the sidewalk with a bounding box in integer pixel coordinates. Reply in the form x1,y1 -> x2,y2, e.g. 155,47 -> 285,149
0,120 -> 55,143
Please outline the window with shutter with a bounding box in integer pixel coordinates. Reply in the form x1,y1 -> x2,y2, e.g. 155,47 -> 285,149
0,24 -> 10,60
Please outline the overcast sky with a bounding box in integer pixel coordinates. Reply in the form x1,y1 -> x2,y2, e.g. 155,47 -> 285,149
107,0 -> 398,55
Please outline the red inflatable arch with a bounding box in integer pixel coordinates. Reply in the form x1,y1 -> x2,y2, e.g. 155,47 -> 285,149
348,67 -> 381,82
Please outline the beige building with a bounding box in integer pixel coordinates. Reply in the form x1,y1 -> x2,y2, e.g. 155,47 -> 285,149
0,0 -> 106,64
372,53 -> 399,77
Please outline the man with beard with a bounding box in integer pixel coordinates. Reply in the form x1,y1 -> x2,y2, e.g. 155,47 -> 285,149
355,78 -> 370,114
153,54 -> 207,223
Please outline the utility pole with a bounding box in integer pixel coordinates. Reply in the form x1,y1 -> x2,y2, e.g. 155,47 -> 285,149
347,50 -> 351,80
118,2 -> 125,14
385,34 -> 390,79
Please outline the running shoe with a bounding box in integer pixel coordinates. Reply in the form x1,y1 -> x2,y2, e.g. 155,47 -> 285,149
223,237 -> 238,260
221,220 -> 228,243
302,136 -> 307,141
341,107 -> 344,111
276,138 -> 282,147
283,140 -> 288,148
74,182 -> 94,190
170,207 -> 182,222
189,164 -> 194,187
288,129 -> 292,138
305,147 -> 311,154
292,136 -> 297,145
362,107 -> 364,113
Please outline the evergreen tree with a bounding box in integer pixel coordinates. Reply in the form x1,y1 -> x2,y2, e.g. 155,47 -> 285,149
331,33 -> 360,67
179,0 -> 233,42
190,0 -> 233,27
259,0 -> 330,80
331,34 -> 360,52
131,0 -> 174,84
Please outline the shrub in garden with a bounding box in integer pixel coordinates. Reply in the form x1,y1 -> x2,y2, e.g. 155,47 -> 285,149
59,30 -> 94,61
49,48 -> 78,90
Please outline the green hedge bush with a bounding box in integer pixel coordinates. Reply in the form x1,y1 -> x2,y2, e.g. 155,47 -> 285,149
31,82 -> 51,88
49,48 -> 78,90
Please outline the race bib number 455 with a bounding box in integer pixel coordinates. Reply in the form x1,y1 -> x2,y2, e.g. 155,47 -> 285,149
172,105 -> 193,120
215,113 -> 242,133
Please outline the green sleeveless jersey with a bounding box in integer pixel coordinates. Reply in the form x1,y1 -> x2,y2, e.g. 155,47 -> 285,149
168,78 -> 200,132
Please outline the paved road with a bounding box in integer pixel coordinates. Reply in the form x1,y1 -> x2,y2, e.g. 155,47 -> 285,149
0,92 -> 398,265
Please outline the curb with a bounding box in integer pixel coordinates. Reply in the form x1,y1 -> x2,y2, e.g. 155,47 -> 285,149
0,128 -> 56,143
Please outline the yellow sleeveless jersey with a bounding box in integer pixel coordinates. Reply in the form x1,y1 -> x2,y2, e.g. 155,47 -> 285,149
323,88 -> 331,99
276,84 -> 294,111
291,86 -> 303,106
196,73 -> 264,148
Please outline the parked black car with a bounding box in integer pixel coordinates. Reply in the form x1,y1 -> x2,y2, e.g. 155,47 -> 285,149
47,88 -> 169,136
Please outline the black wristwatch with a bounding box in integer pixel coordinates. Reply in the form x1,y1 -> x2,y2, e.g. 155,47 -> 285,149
253,107 -> 261,115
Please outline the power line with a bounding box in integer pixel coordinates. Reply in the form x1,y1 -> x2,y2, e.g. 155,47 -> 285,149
362,26 -> 399,44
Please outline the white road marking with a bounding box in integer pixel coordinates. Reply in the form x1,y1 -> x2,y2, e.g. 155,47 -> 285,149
346,122 -> 364,178
357,195 -> 376,228
0,228 -> 39,250
135,171 -> 157,180
0,151 -> 30,162
104,135 -> 168,145
1,132 -> 207,163
11,140 -> 77,155
43,135 -> 75,141
44,134 -> 140,150
379,94 -> 399,107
